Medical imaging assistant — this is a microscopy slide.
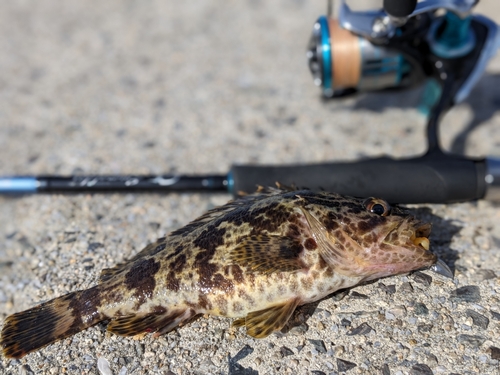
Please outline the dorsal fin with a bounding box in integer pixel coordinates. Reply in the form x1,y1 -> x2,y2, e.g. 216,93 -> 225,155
170,186 -> 297,237
99,237 -> 169,282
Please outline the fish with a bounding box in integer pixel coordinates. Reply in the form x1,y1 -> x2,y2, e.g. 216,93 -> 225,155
1,188 -> 448,358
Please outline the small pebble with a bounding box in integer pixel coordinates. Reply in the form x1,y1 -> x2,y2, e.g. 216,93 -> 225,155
388,306 -> 406,319
449,285 -> 481,303
334,345 -> 345,356
400,282 -> 414,293
134,342 -> 144,356
410,363 -> 433,375
350,291 -> 369,299
478,354 -> 488,363
280,346 -> 294,357
88,242 -> 103,252
19,365 -> 35,375
417,324 -> 433,333
337,358 -> 357,372
385,310 -> 396,320
490,310 -> 500,320
488,346 -> 500,360
97,357 -> 112,375
308,339 -> 327,354
457,334 -> 486,348
347,322 -> 373,336
413,302 -> 429,316
424,353 -> 438,367
311,371 -> 326,375
379,282 -> 396,294
473,269 -> 496,281
465,309 -> 489,329
341,318 -> 351,327
412,272 -> 432,287
382,364 -> 390,375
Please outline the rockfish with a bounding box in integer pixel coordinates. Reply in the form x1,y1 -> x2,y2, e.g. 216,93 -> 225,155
1,188 -> 447,358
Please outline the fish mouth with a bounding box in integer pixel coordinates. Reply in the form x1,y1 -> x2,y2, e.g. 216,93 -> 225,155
370,218 -> 453,279
410,222 -> 431,251
382,219 -> 432,251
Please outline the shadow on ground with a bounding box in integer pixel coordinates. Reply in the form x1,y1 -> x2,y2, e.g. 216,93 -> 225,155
322,73 -> 500,155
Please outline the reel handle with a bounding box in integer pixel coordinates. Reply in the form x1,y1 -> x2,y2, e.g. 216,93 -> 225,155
383,0 -> 417,18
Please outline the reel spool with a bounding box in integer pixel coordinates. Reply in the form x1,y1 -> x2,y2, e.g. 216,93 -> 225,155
307,16 -> 414,98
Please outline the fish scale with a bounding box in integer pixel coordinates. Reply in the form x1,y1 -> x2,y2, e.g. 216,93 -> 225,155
1,187 -> 438,358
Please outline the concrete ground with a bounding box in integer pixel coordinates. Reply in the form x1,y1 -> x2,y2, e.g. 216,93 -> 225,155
1,1 -> 500,374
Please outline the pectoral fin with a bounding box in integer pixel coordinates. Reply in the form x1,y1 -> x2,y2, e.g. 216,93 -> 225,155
300,207 -> 362,272
233,299 -> 300,338
228,235 -> 304,274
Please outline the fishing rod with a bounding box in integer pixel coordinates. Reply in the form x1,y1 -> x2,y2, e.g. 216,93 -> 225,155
1,153 -> 499,204
1,0 -> 499,204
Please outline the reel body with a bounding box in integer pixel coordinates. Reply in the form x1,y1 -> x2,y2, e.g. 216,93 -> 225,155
307,0 -> 499,102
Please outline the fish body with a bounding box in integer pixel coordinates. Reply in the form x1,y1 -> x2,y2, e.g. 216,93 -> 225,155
1,188 -> 437,358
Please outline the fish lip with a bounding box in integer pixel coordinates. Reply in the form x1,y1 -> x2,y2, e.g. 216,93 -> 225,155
383,218 -> 432,249
414,222 -> 432,239
410,221 -> 431,250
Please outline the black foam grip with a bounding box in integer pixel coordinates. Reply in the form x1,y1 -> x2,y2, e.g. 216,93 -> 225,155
230,156 -> 486,204
383,0 -> 417,17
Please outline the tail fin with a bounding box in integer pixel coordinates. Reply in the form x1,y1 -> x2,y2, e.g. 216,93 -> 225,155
1,286 -> 103,358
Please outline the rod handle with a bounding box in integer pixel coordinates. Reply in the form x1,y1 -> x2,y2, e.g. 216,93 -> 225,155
230,156 -> 486,204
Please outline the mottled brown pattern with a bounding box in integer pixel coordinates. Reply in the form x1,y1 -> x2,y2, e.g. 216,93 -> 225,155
212,273 -> 234,294
166,271 -> 180,292
197,263 -> 218,291
198,294 -> 212,310
152,306 -> 167,314
231,265 -> 245,283
171,254 -> 187,272
215,295 -> 228,315
125,258 -> 161,307
69,286 -> 102,325
1,188 -> 439,358
304,237 -> 317,250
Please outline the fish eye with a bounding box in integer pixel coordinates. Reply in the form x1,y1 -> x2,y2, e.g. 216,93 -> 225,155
363,198 -> 391,216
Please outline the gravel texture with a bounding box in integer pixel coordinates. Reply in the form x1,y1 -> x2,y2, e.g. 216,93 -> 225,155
1,1 -> 500,374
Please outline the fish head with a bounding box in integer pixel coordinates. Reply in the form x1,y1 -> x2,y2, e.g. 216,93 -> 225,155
354,197 -> 436,281
300,193 -> 437,281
